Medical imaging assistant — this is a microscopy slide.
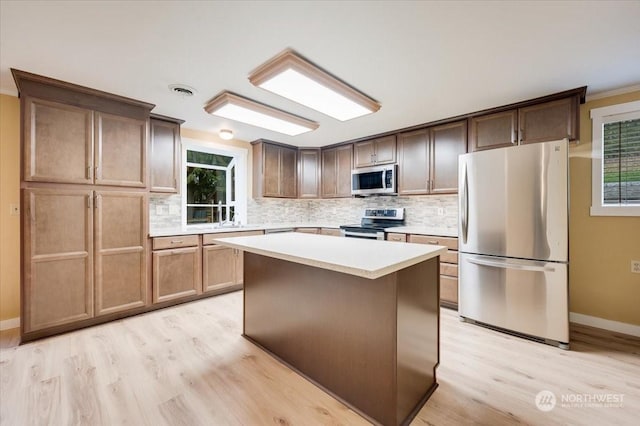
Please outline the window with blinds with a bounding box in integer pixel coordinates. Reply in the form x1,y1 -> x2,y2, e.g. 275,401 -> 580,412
590,100 -> 640,216
603,118 -> 640,205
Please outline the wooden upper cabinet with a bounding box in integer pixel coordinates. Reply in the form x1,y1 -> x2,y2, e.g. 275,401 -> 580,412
469,110 -> 517,152
398,120 -> 467,195
280,146 -> 297,198
23,97 -> 94,184
354,135 -> 396,167
298,149 -> 320,198
397,129 -> 430,195
22,188 -> 94,333
322,144 -> 353,198
95,112 -> 147,188
94,191 -> 148,316
150,116 -> 182,193
431,121 -> 467,194
518,97 -> 578,144
253,141 -> 297,198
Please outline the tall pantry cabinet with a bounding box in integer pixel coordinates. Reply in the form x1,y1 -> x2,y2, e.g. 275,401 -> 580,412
13,69 -> 154,340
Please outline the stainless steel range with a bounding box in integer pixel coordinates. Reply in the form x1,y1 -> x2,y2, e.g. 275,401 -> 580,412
340,208 -> 405,240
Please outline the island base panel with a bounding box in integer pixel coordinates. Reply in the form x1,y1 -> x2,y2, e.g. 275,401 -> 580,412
243,252 -> 439,426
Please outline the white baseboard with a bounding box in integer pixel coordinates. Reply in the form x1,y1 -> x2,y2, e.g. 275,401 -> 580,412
0,317 -> 20,331
570,312 -> 640,337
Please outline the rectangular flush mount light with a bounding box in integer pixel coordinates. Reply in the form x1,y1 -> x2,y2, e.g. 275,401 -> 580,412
204,92 -> 319,136
249,49 -> 381,121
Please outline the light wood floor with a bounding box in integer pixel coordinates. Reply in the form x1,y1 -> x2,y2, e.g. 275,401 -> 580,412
1,291 -> 639,425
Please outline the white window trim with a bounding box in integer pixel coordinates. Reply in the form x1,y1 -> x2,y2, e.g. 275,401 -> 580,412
181,137 -> 248,228
590,100 -> 640,217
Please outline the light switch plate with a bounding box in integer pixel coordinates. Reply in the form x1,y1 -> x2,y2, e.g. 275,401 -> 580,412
632,260 -> 640,274
437,208 -> 445,216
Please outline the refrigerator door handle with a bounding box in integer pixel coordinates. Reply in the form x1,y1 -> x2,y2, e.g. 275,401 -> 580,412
461,163 -> 469,244
466,256 -> 556,273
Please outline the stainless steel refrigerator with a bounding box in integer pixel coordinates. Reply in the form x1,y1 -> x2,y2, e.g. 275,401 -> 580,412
458,139 -> 569,348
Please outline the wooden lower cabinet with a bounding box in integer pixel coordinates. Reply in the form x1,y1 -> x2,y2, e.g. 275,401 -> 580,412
23,188 -> 94,333
202,230 -> 264,294
407,234 -> 459,308
22,188 -> 149,335
152,235 -> 201,303
94,191 -> 148,316
295,227 -> 319,234
320,228 -> 342,236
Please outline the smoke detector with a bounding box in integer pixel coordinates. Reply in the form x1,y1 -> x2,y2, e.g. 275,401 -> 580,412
169,84 -> 196,97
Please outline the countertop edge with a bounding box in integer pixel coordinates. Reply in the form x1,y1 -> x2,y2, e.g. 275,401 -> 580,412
213,235 -> 448,279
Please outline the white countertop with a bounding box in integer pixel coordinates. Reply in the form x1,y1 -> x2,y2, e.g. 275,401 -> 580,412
212,232 -> 447,280
388,226 -> 458,238
149,223 -> 341,238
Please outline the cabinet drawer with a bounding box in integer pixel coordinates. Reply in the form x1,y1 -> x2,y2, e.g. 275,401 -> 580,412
295,228 -> 320,234
440,263 -> 458,277
320,228 -> 342,237
386,233 -> 407,242
152,235 -> 200,250
441,250 -> 458,264
408,234 -> 458,250
202,230 -> 263,245
440,276 -> 458,304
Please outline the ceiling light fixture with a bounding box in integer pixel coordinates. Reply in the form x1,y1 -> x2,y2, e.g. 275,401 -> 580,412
169,83 -> 196,97
249,49 -> 381,121
219,129 -> 234,140
204,92 -> 319,136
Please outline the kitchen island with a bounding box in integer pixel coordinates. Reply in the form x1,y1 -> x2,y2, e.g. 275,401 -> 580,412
213,232 -> 446,426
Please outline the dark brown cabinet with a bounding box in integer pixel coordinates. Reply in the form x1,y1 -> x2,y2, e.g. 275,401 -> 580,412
469,95 -> 580,152
469,110 -> 518,152
298,149 -> 320,198
397,121 -> 466,195
354,135 -> 396,167
252,141 -> 297,198
321,144 -> 353,198
518,97 -> 578,144
150,115 -> 183,193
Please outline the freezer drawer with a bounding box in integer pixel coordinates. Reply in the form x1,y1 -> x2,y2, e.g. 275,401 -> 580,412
459,253 -> 569,344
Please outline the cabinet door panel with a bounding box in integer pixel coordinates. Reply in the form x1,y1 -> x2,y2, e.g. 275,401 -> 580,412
440,276 -> 458,305
431,121 -> 467,194
95,112 -> 147,187
281,147 -> 297,197
202,245 -> 236,293
519,97 -> 577,144
336,145 -> 353,197
153,247 -> 201,303
374,135 -> 397,164
469,110 -> 517,152
95,191 -> 148,315
298,149 -> 320,198
150,119 -> 180,192
24,97 -> 93,184
23,188 -> 94,332
263,143 -> 281,196
321,148 -> 338,197
398,129 -> 429,195
354,140 -> 375,167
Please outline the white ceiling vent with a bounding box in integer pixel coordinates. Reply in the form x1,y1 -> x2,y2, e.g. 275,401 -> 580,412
169,84 -> 196,97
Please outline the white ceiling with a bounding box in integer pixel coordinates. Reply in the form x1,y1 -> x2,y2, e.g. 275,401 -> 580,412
1,1 -> 639,147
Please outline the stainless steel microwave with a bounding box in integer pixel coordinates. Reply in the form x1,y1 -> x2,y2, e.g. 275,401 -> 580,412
351,164 -> 397,196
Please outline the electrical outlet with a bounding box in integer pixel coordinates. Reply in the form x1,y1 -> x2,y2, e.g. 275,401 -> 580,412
437,208 -> 445,216
632,260 -> 640,274
10,204 -> 19,216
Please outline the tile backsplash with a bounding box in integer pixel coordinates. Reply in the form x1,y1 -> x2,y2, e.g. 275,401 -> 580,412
248,195 -> 458,229
150,194 -> 458,233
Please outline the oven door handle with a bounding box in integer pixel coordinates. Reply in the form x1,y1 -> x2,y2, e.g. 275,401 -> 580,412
343,231 -> 381,239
